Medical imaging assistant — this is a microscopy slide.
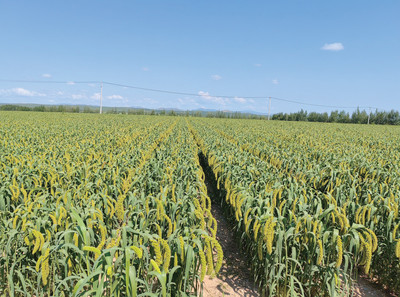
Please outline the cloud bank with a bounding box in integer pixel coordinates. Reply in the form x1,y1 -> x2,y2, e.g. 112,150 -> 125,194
0,88 -> 46,97
321,42 -> 344,51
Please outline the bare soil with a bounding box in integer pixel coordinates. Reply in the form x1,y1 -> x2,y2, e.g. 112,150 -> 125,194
352,275 -> 398,297
201,175 -> 259,297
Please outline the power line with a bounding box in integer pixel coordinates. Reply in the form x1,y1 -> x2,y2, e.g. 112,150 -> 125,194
102,81 -> 265,99
0,78 -> 380,110
103,81 -> 379,109
269,96 -> 378,110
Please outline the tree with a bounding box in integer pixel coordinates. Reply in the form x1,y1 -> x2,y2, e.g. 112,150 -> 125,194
387,110 -> 400,125
329,110 -> 339,123
308,112 -> 320,122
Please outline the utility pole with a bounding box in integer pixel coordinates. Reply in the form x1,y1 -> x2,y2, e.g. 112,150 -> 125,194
268,96 -> 271,120
100,81 -> 103,114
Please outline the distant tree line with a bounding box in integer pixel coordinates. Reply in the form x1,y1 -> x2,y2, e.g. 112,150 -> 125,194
0,104 -> 85,113
272,108 -> 400,125
0,104 -> 265,119
1,104 -> 399,125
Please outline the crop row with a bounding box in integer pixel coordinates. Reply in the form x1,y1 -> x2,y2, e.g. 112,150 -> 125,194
0,113 -> 221,297
188,118 -> 400,296
200,118 -> 400,293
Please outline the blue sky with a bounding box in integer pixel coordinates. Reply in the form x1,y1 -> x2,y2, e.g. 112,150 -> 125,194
0,1 -> 399,113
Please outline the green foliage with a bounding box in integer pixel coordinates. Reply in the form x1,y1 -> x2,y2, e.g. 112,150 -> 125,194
188,118 -> 400,296
0,113 -> 221,296
273,108 -> 400,125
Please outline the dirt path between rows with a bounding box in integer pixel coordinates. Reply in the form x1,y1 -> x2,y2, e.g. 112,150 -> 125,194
352,275 -> 397,297
198,151 -> 259,297
202,200 -> 259,297
200,161 -> 259,297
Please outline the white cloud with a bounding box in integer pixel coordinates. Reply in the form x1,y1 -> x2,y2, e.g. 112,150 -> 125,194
272,79 -> 279,85
321,42 -> 344,51
177,97 -> 201,107
211,74 -> 222,81
0,88 -> 46,97
254,64 -> 262,67
198,91 -> 229,105
91,93 -> 101,100
13,88 -> 38,96
234,97 -> 247,103
42,73 -> 52,78
72,94 -> 86,100
142,67 -> 150,71
107,95 -> 124,100
66,81 -> 75,85
198,91 -> 213,100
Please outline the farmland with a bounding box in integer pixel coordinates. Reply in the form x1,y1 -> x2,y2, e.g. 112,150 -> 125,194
1,112 -> 400,296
